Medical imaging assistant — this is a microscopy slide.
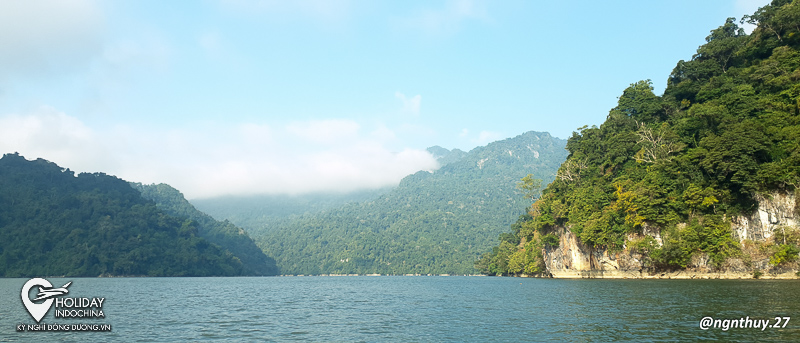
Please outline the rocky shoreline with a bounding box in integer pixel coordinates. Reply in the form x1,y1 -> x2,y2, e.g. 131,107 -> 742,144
540,191 -> 799,280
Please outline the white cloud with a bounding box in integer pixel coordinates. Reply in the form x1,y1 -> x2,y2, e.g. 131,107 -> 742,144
102,34 -> 172,72
286,119 -> 361,144
398,0 -> 489,36
0,106 -> 112,171
0,108 -> 439,199
0,0 -> 104,79
239,123 -> 273,145
395,92 -> 422,116
370,124 -> 396,142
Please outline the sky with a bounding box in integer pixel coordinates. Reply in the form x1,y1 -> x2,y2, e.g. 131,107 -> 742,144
0,0 -> 772,199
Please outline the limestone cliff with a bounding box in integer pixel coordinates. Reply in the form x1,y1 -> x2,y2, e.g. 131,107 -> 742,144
542,191 -> 799,279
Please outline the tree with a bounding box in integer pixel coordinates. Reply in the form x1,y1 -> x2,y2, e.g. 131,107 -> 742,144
517,174 -> 543,201
633,122 -> 684,164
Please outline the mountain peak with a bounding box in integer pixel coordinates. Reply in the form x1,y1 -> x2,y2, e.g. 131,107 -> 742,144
426,145 -> 468,167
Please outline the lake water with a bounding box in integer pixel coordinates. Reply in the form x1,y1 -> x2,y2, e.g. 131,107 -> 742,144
1,276 -> 799,342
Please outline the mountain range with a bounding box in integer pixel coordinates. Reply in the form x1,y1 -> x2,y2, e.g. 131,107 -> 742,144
245,131 -> 568,275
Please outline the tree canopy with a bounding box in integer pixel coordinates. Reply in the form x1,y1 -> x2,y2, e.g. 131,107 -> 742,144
253,132 -> 568,275
0,153 -> 247,277
131,182 -> 279,275
479,0 -> 800,275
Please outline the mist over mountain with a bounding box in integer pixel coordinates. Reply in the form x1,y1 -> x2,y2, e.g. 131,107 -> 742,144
192,188 -> 392,232
131,183 -> 279,275
251,131 -> 568,275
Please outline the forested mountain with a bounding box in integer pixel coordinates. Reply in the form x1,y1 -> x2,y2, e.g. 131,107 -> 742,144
254,131 -> 568,275
426,145 -> 468,166
0,153 -> 246,277
131,183 -> 278,275
479,0 -> 800,276
192,147 -> 468,233
192,189 -> 390,232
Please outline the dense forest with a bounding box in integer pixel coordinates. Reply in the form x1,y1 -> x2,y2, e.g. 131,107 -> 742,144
478,0 -> 800,276
192,188 -> 391,232
192,147 -> 468,233
0,153 -> 247,277
131,183 -> 279,275
253,132 -> 567,275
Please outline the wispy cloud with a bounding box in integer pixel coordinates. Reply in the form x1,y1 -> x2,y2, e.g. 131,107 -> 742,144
0,106 -> 111,172
102,35 -> 172,72
457,129 -> 502,146
396,0 -> 489,37
218,0 -> 353,23
475,130 -> 502,145
0,107 -> 439,198
395,92 -> 422,116
0,0 -> 104,79
286,119 -> 361,144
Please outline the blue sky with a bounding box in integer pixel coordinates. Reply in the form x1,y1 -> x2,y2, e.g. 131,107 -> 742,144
0,0 -> 770,198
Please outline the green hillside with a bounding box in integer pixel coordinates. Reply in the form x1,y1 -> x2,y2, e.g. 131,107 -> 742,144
0,153 -> 245,277
192,188 -> 390,232
131,183 -> 279,275
479,0 -> 800,275
254,131 -> 568,275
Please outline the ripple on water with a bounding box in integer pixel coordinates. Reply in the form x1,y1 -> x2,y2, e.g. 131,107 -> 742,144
1,277 -> 799,342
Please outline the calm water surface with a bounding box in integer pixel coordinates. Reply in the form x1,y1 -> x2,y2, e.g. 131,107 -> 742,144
1,276 -> 799,342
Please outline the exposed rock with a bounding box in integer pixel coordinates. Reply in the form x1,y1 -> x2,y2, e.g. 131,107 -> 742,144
543,191 -> 799,279
730,191 -> 797,242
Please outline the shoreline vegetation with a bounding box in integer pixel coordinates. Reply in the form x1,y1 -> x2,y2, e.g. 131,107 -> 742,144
4,2 -> 800,281
277,274 -> 487,277
272,270 -> 798,279
2,272 -> 795,279
477,0 -> 800,280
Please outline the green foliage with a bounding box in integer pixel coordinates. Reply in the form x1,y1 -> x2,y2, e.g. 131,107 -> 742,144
484,0 -> 800,272
474,212 -> 550,276
753,269 -> 763,279
541,233 -> 560,248
770,244 -> 800,266
0,153 -> 245,277
131,183 -> 279,275
769,225 -> 800,266
517,174 -> 543,201
249,132 -> 568,275
192,189 -> 391,232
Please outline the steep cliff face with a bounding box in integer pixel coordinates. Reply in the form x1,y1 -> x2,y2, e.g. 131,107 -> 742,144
543,191 -> 799,279
730,192 -> 797,243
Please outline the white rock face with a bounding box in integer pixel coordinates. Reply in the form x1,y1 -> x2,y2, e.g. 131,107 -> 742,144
542,191 -> 798,278
730,192 -> 797,243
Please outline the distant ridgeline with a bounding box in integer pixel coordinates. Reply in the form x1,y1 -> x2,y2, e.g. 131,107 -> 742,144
479,0 -> 800,277
0,153 -> 276,277
254,131 -> 568,275
130,183 -> 278,276
192,188 -> 392,232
